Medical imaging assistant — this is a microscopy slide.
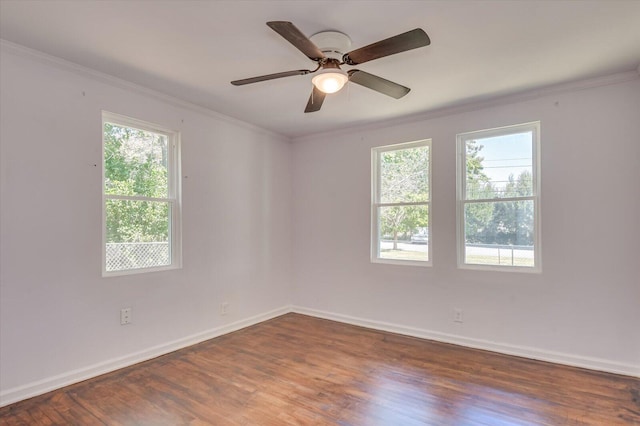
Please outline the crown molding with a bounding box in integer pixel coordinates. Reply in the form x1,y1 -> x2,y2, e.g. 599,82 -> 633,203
0,39 -> 290,142
294,69 -> 640,143
2,39 -> 637,144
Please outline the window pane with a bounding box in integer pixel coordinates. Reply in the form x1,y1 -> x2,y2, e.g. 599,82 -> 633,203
466,132 -> 532,200
104,122 -> 169,198
105,199 -> 170,271
464,200 -> 534,267
378,205 -> 429,262
380,145 -> 429,203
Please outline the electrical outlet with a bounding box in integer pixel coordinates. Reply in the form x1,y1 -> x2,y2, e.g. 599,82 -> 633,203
120,308 -> 132,325
453,308 -> 463,323
220,302 -> 229,316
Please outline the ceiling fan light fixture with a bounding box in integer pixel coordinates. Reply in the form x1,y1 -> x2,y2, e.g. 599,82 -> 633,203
312,68 -> 349,94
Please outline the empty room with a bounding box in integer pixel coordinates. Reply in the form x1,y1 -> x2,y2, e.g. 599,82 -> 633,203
1,1 -> 639,424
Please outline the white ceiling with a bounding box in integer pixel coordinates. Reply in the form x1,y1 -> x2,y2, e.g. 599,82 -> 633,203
1,0 -> 640,138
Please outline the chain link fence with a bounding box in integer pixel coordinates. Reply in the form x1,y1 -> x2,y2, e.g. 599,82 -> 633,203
106,242 -> 170,272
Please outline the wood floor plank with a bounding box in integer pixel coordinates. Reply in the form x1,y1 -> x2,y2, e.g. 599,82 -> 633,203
1,313 -> 638,425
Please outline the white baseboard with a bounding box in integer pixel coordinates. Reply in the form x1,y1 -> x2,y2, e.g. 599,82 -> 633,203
3,304 -> 637,407
292,306 -> 640,378
0,305 -> 291,407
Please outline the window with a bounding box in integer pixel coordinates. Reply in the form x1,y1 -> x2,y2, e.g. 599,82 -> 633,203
457,122 -> 540,271
372,140 -> 431,266
102,112 -> 181,276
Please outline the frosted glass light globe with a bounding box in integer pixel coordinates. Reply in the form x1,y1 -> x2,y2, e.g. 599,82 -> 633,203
312,70 -> 349,94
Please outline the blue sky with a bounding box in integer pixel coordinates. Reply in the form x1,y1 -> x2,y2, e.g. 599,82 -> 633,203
475,132 -> 532,187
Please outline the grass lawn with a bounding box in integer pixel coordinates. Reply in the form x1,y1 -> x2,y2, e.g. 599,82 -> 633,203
380,249 -> 428,262
380,250 -> 533,266
465,254 -> 534,267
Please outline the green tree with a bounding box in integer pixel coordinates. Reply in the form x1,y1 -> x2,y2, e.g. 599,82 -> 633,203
464,141 -> 495,243
104,123 -> 169,243
465,140 -> 487,185
514,170 -> 534,245
483,171 -> 534,245
462,140 -> 535,246
379,146 -> 429,249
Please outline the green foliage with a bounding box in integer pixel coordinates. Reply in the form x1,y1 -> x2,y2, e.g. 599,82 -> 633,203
104,123 -> 169,243
465,140 -> 487,184
464,141 -> 534,246
465,170 -> 534,246
495,171 -> 534,245
464,141 -> 493,243
464,182 -> 495,243
379,146 -> 429,247
106,200 -> 169,243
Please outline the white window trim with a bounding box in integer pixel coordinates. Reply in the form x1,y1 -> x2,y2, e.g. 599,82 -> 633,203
371,139 -> 432,267
101,111 -> 182,277
456,121 -> 541,273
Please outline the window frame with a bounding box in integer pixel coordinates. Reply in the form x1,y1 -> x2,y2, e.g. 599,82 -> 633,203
456,121 -> 541,273
101,111 -> 182,277
371,139 -> 432,267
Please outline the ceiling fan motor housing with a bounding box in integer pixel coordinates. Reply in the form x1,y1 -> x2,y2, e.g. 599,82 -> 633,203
309,31 -> 352,61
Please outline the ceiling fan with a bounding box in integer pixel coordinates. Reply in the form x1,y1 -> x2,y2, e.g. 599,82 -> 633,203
231,21 -> 430,113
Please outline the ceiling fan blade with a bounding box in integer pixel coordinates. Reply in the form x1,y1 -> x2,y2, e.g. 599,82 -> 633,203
231,69 -> 311,86
343,28 -> 430,65
348,70 -> 410,99
304,86 -> 326,113
267,21 -> 325,61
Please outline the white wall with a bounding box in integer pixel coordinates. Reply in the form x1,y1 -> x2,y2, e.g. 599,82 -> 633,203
2,42 -> 639,407
291,77 -> 640,375
0,46 -> 292,404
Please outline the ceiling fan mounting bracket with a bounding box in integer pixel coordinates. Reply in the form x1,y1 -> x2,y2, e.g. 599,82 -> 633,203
309,31 -> 352,61
320,58 -> 342,69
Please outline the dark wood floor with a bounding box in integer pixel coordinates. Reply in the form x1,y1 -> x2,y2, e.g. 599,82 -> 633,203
1,313 -> 638,425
